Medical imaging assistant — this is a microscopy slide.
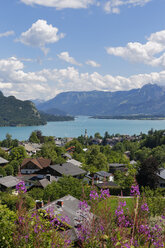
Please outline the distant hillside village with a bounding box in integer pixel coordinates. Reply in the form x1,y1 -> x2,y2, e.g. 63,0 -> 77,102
0,129 -> 165,246
0,129 -> 165,191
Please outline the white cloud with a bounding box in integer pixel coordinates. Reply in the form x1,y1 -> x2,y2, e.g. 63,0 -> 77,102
0,30 -> 15,38
106,29 -> 165,67
1,57 -> 165,100
57,52 -> 82,66
20,0 -> 95,9
103,0 -> 152,14
17,19 -> 65,54
86,60 -> 101,67
20,0 -> 151,12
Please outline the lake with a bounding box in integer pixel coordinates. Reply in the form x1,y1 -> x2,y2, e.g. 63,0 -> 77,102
0,116 -> 165,140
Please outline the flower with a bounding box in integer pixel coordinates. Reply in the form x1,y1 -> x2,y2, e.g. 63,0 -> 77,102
130,184 -> 140,196
16,181 -> 26,193
141,203 -> 149,212
100,189 -> 110,199
89,190 -> 99,200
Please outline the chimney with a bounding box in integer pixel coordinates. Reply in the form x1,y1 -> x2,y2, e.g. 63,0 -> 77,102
57,200 -> 64,207
36,200 -> 44,209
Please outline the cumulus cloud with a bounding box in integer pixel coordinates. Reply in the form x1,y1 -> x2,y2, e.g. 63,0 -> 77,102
57,52 -> 82,66
103,0 -> 152,14
1,57 -> 165,100
0,57 -> 49,99
17,19 -> 65,54
86,60 -> 101,67
0,30 -> 15,38
106,29 -> 165,67
20,0 -> 95,9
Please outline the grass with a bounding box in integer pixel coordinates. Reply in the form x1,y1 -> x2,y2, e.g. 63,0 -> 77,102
98,196 -> 135,215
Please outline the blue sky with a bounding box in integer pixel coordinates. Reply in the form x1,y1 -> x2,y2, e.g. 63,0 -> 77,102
0,0 -> 165,100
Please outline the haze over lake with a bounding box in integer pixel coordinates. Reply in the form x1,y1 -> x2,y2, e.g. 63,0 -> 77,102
0,116 -> 165,140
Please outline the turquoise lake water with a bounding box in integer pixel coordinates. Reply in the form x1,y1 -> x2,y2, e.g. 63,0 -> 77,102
0,116 -> 165,140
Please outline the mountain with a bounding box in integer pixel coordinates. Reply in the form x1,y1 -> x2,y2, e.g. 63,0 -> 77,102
37,84 -> 165,116
0,92 -> 46,126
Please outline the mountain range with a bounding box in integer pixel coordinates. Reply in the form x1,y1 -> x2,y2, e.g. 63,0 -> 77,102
36,84 -> 165,116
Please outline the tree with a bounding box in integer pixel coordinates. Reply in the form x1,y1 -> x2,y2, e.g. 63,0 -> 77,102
29,131 -> 40,143
39,142 -> 58,163
136,156 -> 159,190
0,148 -> 9,160
135,147 -> 151,163
9,160 -> 20,175
28,188 -> 44,200
94,132 -> 102,139
9,146 -> 27,162
0,204 -> 16,248
43,181 -> 62,202
4,164 -> 14,176
0,167 -> 6,177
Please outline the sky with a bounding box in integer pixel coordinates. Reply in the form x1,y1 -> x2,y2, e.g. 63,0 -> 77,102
0,0 -> 165,100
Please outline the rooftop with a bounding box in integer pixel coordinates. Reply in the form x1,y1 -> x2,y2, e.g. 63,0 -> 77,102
41,195 -> 88,227
95,171 -> 112,177
158,168 -> 165,180
0,156 -> 9,164
0,176 -> 21,188
50,162 -> 86,177
21,157 -> 51,169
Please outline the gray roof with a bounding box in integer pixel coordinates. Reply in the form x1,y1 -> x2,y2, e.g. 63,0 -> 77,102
23,143 -> 42,153
63,153 -> 72,159
42,195 -> 85,227
158,169 -> 165,180
50,162 -> 86,177
95,171 -> 112,177
0,157 -> 9,164
0,176 -> 21,188
69,159 -> 82,167
39,176 -> 58,188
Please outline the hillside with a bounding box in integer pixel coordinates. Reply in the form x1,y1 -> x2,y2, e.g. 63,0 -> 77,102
0,92 -> 46,126
37,84 -> 165,116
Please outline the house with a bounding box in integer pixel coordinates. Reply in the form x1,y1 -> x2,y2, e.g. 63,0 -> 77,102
62,153 -> 72,160
21,157 -> 51,174
0,147 -> 11,154
55,138 -> 65,147
94,171 -> 114,182
90,138 -> 102,145
67,159 -> 82,167
35,162 -> 86,179
22,143 -> 42,156
48,163 -> 86,179
66,146 -> 75,153
39,195 -> 91,243
109,163 -> 127,173
84,171 -> 114,185
158,168 -> 165,188
95,181 -> 118,190
0,156 -> 9,166
28,174 -> 58,189
0,176 -> 21,191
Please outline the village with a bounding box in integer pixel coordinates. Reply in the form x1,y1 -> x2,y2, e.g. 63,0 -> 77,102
0,130 -> 165,246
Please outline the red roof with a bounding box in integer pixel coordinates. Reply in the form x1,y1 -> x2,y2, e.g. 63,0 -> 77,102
21,157 -> 51,169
